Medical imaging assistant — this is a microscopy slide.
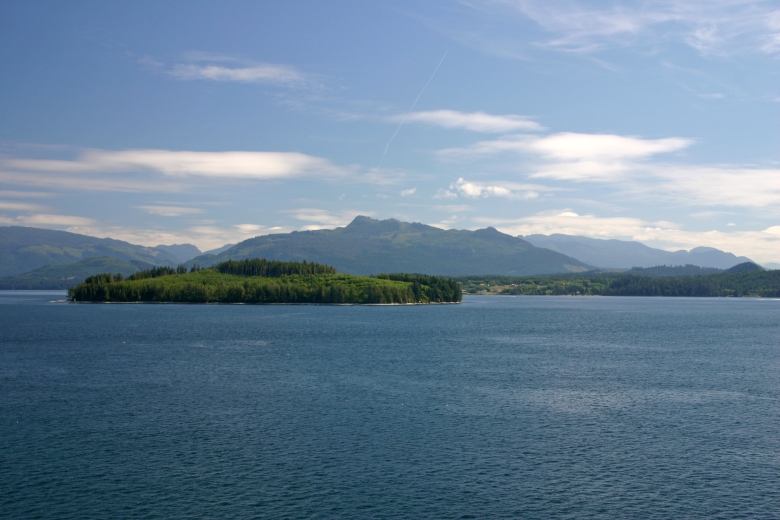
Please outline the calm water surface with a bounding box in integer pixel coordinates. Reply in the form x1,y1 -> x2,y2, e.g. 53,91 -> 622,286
1,292 -> 779,519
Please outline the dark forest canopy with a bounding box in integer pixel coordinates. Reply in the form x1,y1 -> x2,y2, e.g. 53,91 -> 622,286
456,267 -> 779,297
69,259 -> 461,304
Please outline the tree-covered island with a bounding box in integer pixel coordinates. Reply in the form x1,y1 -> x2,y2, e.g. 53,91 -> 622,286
68,258 -> 462,304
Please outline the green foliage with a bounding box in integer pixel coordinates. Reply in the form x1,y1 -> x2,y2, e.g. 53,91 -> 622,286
456,269 -> 780,298
375,273 -> 462,303
215,258 -> 337,277
126,265 -> 179,281
68,260 -> 462,304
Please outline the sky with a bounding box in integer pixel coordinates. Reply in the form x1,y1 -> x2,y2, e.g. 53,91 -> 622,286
0,1 -> 779,263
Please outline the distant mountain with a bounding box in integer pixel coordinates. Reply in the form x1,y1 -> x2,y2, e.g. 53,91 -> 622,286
204,243 -> 235,256
523,234 -> 754,269
725,262 -> 764,273
154,243 -> 202,263
764,262 -> 780,270
0,226 -> 180,277
0,257 -> 153,290
185,216 -> 592,276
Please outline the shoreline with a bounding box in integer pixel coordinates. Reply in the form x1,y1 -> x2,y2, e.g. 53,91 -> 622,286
58,300 -> 460,306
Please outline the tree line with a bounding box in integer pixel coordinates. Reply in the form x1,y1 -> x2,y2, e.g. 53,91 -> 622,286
490,270 -> 780,297
214,258 -> 337,277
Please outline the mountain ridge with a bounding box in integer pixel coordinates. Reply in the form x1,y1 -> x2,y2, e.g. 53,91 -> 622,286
185,216 -> 592,276
523,233 -> 755,269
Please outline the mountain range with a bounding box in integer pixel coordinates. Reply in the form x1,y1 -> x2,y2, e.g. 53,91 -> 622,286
0,219 -> 772,289
185,216 -> 592,276
523,234 -> 755,269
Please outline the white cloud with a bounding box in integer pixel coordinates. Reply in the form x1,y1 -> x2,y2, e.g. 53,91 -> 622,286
448,177 -> 542,199
433,188 -> 459,200
438,130 -> 780,209
528,132 -> 692,161
400,188 -> 417,196
475,210 -> 780,263
136,205 -> 205,217
396,110 -> 544,132
440,132 -> 691,164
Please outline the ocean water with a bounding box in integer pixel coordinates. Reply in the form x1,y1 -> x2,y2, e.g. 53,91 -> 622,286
1,291 -> 778,519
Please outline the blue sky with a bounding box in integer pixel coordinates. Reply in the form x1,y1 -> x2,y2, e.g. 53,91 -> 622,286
1,0 -> 779,262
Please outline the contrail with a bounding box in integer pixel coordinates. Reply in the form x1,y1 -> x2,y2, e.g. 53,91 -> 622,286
379,49 -> 448,169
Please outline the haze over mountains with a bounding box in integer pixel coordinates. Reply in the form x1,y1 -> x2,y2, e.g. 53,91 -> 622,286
524,234 -> 755,270
0,219 -> 771,289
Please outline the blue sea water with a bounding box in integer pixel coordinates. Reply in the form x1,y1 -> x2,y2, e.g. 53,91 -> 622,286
1,291 -> 779,519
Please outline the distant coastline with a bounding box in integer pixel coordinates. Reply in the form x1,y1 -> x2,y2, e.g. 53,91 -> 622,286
456,264 -> 779,298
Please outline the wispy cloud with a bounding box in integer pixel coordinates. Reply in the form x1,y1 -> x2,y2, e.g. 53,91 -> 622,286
0,201 -> 49,212
393,110 -> 544,132
6,149 -> 343,180
492,0 -> 780,56
136,205 -> 205,217
0,213 -> 96,228
0,169 -> 186,193
0,190 -> 55,198
400,188 -> 417,197
169,63 -> 305,85
141,53 -> 309,87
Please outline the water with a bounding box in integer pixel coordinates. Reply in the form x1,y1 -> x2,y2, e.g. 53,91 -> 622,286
1,292 -> 778,519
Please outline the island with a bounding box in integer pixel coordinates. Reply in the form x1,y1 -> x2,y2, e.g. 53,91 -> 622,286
68,258 -> 462,304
